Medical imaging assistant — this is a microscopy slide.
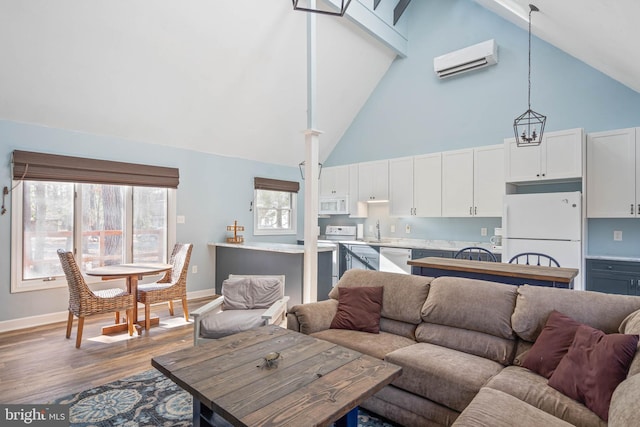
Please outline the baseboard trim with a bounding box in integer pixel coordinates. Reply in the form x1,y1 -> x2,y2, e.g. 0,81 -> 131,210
0,289 -> 218,333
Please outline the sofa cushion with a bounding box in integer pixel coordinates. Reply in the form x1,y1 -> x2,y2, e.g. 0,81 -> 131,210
618,308 -> 640,376
485,366 -> 606,427
310,329 -> 416,360
385,342 -> 504,412
609,373 -> 640,427
522,310 -> 582,378
512,285 -> 640,342
379,317 -> 417,340
452,388 -> 574,427
199,308 -> 267,339
330,286 -> 383,333
364,385 -> 459,427
548,324 -> 638,421
328,269 -> 432,324
415,323 -> 515,365
421,277 -> 518,339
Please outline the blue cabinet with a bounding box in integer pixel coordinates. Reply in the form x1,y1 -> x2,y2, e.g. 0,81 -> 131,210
586,259 -> 640,295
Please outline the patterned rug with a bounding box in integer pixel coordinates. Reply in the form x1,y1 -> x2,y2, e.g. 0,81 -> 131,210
52,369 -> 397,426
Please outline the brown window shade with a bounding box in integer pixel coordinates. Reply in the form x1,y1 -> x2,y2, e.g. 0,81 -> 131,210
254,177 -> 300,193
12,150 -> 179,188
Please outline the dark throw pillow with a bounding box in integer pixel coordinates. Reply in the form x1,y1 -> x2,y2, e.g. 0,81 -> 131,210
522,310 -> 582,378
330,286 -> 383,334
548,324 -> 639,421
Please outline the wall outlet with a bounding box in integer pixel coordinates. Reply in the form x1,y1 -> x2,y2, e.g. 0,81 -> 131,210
177,215 -> 185,224
192,265 -> 198,274
614,230 -> 623,241
390,224 -> 396,233
405,224 -> 411,234
481,227 -> 487,236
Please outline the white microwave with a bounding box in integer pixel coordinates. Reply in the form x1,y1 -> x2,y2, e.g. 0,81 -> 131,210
319,196 -> 349,215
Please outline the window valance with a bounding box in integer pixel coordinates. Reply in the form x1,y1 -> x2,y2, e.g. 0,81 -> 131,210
12,150 -> 179,188
254,177 -> 299,193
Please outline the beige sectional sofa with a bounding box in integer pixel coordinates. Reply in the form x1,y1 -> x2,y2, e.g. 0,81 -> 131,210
286,269 -> 640,426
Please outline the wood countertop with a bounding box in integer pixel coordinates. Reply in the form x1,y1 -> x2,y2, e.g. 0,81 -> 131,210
408,257 -> 578,284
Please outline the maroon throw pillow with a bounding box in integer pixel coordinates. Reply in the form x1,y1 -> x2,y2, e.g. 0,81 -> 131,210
522,310 -> 582,378
548,324 -> 639,421
330,286 -> 383,334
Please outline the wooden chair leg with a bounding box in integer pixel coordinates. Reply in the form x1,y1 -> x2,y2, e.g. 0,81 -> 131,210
182,297 -> 189,321
168,300 -> 174,316
76,317 -> 85,348
115,311 -> 120,324
127,308 -> 134,336
145,304 -> 151,331
66,311 -> 74,339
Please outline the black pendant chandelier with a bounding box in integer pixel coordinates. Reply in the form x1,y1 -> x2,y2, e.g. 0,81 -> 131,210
513,4 -> 546,147
292,0 -> 352,17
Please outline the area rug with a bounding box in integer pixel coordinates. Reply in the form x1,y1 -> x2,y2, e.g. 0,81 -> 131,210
52,369 -> 397,426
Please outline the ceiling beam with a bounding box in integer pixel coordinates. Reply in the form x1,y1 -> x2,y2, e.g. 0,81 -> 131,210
393,0 -> 411,25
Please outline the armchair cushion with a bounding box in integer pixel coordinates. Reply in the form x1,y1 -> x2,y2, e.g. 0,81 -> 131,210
199,308 -> 268,339
330,286 -> 383,333
222,277 -> 281,310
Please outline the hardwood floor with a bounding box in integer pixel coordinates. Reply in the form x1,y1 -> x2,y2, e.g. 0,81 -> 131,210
0,297 -> 216,404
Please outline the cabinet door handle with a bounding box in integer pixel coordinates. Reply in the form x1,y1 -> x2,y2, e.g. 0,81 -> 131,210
469,206 -> 473,215
631,279 -> 636,292
474,206 -> 477,215
631,204 -> 635,215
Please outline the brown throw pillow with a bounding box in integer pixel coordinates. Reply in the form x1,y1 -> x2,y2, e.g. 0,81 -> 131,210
522,310 -> 582,378
548,324 -> 639,421
330,286 -> 383,334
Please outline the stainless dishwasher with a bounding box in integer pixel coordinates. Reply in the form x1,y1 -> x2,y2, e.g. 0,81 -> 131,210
379,247 -> 412,274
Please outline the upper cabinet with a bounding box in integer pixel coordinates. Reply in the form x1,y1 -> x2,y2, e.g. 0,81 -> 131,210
358,160 -> 389,202
319,165 -> 349,197
505,128 -> 584,183
389,153 -> 442,217
586,128 -> 639,218
348,164 -> 368,218
442,145 -> 504,217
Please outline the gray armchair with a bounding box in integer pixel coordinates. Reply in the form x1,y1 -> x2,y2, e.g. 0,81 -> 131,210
191,274 -> 289,345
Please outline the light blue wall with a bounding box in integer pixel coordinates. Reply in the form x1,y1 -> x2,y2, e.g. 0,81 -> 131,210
323,0 -> 640,254
0,120 -> 302,322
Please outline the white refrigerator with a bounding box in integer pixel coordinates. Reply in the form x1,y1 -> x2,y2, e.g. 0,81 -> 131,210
502,191 -> 583,290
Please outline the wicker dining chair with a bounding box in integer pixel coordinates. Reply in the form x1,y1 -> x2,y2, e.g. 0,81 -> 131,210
137,243 -> 193,330
57,249 -> 135,348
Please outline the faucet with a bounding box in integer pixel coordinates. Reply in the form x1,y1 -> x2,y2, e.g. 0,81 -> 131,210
376,220 -> 381,242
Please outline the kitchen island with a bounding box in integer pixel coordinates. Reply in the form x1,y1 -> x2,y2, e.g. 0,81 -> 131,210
209,242 -> 335,306
409,256 -> 578,288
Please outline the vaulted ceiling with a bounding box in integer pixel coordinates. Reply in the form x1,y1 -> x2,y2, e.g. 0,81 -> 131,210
1,1 -> 638,167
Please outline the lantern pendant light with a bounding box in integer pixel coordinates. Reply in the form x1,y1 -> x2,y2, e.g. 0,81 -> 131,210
513,4 -> 546,147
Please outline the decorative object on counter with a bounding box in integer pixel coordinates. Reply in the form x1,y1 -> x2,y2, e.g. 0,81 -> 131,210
226,220 -> 244,244
298,160 -> 322,180
513,4 -> 546,147
292,0 -> 352,17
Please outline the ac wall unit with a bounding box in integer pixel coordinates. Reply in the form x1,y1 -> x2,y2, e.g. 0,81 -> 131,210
434,39 -> 498,79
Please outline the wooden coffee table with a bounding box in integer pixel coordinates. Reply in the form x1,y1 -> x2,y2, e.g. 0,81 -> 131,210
152,325 -> 402,427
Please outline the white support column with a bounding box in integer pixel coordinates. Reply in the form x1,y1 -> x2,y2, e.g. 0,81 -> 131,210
303,130 -> 321,303
302,0 -> 320,304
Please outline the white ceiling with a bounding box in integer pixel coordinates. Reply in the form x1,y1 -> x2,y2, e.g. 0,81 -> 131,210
0,0 -> 396,167
474,0 -> 640,94
1,1 -> 638,168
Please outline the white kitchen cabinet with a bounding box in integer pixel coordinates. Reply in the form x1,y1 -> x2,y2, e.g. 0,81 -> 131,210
586,128 -> 639,217
348,163 -> 368,218
358,160 -> 389,202
442,145 -> 503,217
319,165 -> 349,197
505,128 -> 584,183
389,154 -> 442,217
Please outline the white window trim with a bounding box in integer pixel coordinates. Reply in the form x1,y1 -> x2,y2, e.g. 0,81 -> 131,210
10,181 -> 177,293
253,189 -> 297,236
